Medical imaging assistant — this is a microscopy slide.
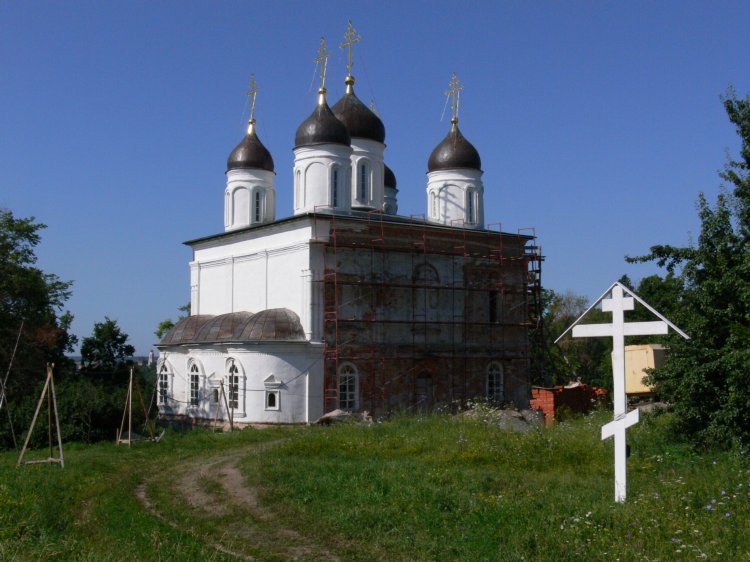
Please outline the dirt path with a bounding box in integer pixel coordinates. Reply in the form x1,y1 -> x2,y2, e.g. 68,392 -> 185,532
136,440 -> 340,561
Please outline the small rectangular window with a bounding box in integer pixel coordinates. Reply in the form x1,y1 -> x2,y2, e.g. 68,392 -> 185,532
265,390 -> 280,411
254,191 -> 261,222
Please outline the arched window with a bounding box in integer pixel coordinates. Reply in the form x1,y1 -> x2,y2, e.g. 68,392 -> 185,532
413,262 -> 440,319
358,162 -> 368,202
254,190 -> 262,222
332,167 -> 339,207
487,363 -> 504,403
227,360 -> 240,410
158,363 -> 169,405
466,188 -> 475,224
338,363 -> 358,410
189,363 -> 200,406
267,392 -> 276,409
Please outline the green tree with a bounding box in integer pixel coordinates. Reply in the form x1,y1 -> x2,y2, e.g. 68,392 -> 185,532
80,317 -> 135,372
628,90 -> 750,447
154,302 -> 190,340
0,210 -> 77,449
542,289 -> 612,387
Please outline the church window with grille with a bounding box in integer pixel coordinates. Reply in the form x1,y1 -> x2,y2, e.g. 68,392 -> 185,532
254,191 -> 262,222
158,364 -> 169,405
487,363 -> 504,403
338,363 -> 358,410
189,363 -> 200,406
332,168 -> 339,207
358,163 -> 368,201
227,362 -> 240,409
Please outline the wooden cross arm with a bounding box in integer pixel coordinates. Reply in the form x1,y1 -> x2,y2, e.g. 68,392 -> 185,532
572,320 -> 669,339
601,408 -> 640,440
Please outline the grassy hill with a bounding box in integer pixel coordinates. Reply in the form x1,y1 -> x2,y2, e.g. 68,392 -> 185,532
1,410 -> 748,560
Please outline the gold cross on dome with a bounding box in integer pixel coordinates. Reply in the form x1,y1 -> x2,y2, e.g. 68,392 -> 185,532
314,36 -> 331,89
340,20 -> 361,77
445,72 -> 464,122
246,74 -> 258,122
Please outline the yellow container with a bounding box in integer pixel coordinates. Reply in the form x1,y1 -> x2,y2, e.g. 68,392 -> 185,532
621,344 -> 666,395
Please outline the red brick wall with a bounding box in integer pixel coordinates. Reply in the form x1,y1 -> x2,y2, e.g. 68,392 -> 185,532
530,385 -> 609,426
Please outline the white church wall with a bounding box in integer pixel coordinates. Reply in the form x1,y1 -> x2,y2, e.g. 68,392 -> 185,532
190,221 -> 316,329
350,138 -> 385,210
426,168 -> 485,229
157,342 -> 324,424
293,145 -> 352,214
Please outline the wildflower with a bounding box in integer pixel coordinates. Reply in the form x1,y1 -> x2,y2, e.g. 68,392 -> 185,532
711,498 -> 717,504
706,504 -> 714,510
725,511 -> 733,518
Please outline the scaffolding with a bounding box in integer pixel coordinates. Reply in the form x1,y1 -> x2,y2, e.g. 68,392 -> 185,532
312,210 -> 543,415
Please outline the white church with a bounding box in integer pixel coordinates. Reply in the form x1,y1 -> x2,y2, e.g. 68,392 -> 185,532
156,29 -> 540,426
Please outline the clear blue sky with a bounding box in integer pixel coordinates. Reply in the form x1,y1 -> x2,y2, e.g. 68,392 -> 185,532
2,1 -> 749,355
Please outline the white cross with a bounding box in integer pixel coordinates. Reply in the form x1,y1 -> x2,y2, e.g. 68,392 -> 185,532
556,282 -> 688,503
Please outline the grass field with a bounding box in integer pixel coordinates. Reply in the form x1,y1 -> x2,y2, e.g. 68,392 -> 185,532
0,409 -> 748,560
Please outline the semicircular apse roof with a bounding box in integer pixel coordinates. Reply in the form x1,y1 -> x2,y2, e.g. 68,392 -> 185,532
159,309 -> 306,345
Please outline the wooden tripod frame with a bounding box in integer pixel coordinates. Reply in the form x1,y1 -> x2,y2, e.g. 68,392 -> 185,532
17,363 -> 64,468
117,367 -> 157,446
212,379 -> 234,431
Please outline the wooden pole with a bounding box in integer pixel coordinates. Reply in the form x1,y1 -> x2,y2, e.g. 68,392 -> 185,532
49,368 -> 64,468
212,383 -> 223,430
117,370 -> 131,445
222,380 -> 233,432
48,377 -> 52,459
128,367 -> 133,448
1,321 -> 23,412
134,380 -> 155,440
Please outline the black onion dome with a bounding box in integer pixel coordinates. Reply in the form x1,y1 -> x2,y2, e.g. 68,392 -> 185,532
331,80 -> 385,143
227,122 -> 274,172
294,91 -> 351,148
427,121 -> 482,172
384,164 -> 397,189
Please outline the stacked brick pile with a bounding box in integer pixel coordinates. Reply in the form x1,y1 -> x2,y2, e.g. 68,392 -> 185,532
530,383 -> 609,427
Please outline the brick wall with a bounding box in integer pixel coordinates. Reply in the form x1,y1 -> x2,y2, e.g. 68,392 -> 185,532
530,384 -> 609,427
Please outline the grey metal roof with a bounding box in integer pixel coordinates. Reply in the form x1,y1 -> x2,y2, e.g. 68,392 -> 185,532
159,309 -> 306,345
